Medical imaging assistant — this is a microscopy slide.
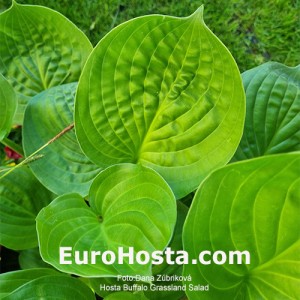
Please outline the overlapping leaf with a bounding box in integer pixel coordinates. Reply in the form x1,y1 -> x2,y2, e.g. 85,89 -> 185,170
0,73 -> 16,141
36,164 -> 176,277
233,62 -> 300,161
0,1 -> 92,124
0,268 -> 58,298
0,269 -> 95,300
0,166 -> 53,250
23,83 -> 101,196
89,202 -> 188,299
146,202 -> 188,300
183,153 -> 300,299
19,248 -> 52,270
152,202 -> 188,276
75,6 -> 245,199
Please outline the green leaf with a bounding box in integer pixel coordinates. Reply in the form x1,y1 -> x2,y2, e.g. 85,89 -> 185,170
36,164 -> 176,277
152,201 -> 188,276
145,202 -> 188,300
104,292 -> 147,300
0,166 -> 53,250
0,73 -> 17,141
0,268 -> 58,298
89,277 -> 122,298
75,6 -> 245,199
0,1 -> 92,124
183,153 -> 300,299
89,202 -> 188,299
19,248 -> 52,270
23,83 -> 101,196
0,269 -> 95,300
233,62 -> 300,161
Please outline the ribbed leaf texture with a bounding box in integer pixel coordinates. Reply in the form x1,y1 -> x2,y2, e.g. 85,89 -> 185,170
75,7 -> 245,198
36,164 -> 176,277
234,62 -> 300,160
183,152 -> 300,299
0,2 -> 92,124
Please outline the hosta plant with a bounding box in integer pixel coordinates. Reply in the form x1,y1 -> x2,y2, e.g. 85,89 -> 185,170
0,1 -> 299,300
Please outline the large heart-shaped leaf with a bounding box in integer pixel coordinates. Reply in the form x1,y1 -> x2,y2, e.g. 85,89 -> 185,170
36,164 -> 176,277
183,153 -> 300,299
75,6 -> 245,199
0,73 -> 16,141
0,269 -> 95,300
23,83 -> 101,196
0,1 -> 92,124
0,166 -> 53,250
233,62 -> 300,161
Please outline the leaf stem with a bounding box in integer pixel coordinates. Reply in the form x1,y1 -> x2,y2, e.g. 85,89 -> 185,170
0,123 -> 74,180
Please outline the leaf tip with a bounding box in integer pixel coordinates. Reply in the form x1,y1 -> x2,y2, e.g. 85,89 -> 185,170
11,0 -> 19,8
189,5 -> 204,22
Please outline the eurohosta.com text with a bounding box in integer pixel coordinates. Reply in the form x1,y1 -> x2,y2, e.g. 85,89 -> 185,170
59,247 -> 250,266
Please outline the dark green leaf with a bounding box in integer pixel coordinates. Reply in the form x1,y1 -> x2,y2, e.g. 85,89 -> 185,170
234,62 -> 300,160
0,269 -> 95,300
0,166 -> 53,250
0,268 -> 58,298
104,292 -> 147,300
19,248 -> 52,270
0,73 -> 16,141
23,83 -> 101,196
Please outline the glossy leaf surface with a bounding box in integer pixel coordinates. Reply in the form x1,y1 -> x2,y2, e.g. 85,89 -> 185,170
0,268 -> 58,298
23,83 -> 101,196
36,164 -> 176,277
0,2 -> 92,124
0,269 -> 95,300
183,153 -> 300,299
0,166 -> 53,250
234,62 -> 300,161
0,74 -> 16,141
75,7 -> 245,198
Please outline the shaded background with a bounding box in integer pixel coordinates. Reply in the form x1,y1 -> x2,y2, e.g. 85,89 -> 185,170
0,0 -> 299,72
